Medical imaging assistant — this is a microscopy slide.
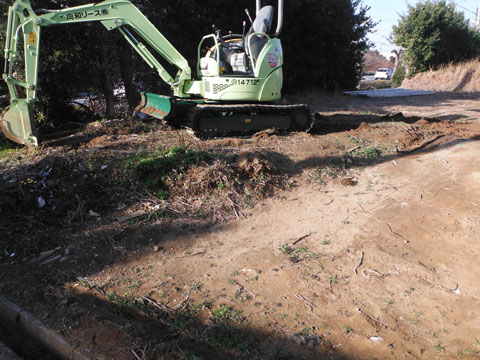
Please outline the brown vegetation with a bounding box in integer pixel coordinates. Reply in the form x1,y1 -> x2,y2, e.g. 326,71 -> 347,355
403,59 -> 480,92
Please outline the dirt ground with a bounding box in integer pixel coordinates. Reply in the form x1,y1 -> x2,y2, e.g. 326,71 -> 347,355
1,92 -> 480,359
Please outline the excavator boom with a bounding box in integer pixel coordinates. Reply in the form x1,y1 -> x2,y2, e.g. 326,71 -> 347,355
1,0 -> 193,145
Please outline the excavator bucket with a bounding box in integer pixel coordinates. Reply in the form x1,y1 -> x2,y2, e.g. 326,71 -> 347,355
135,92 -> 174,120
0,101 -> 38,146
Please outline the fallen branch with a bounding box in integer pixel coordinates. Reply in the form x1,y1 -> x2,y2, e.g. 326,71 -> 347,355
353,251 -> 365,275
31,247 -> 61,263
437,282 -> 459,293
231,204 -> 240,219
228,196 -> 247,219
40,255 -> 62,266
115,210 -> 147,223
172,289 -> 191,310
373,216 -> 408,241
292,232 -> 313,245
141,296 -> 173,314
175,251 -> 206,259
295,293 -> 318,312
363,268 -> 387,278
131,349 -> 143,360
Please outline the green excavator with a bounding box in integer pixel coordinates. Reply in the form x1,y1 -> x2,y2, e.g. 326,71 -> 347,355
1,0 -> 311,146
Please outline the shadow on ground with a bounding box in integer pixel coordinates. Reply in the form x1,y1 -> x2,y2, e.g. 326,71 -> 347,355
1,114 -> 479,358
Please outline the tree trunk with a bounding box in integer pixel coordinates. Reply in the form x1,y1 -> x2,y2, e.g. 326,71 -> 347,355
118,40 -> 138,112
100,38 -> 115,119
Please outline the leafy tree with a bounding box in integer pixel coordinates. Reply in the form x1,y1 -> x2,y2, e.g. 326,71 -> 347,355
283,0 -> 373,91
391,0 -> 480,76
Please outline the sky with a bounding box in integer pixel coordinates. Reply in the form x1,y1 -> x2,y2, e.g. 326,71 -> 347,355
362,0 -> 480,57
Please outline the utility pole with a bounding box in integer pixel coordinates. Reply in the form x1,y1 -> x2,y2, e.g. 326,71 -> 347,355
476,5 -> 480,28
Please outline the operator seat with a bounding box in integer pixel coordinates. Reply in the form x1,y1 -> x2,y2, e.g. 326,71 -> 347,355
248,5 -> 274,62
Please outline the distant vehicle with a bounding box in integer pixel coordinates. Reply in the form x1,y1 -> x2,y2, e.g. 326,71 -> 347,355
361,71 -> 375,81
374,68 -> 393,80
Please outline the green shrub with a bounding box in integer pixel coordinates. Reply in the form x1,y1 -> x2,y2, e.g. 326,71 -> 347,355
392,65 -> 406,87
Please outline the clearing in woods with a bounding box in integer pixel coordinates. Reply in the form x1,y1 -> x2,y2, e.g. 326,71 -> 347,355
1,93 -> 480,359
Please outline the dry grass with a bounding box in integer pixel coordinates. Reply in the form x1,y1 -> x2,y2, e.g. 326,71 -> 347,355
403,59 -> 480,92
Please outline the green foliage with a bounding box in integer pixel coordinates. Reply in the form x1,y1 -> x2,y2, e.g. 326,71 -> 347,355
282,0 -> 374,91
0,133 -> 16,152
135,147 -> 206,194
136,147 -> 203,178
355,146 -> 381,159
211,305 -> 242,323
203,325 -> 251,350
392,1 -> 480,76
392,65 -> 406,87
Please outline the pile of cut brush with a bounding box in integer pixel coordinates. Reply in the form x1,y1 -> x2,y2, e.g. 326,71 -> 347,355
126,147 -> 282,222
0,136 -> 284,257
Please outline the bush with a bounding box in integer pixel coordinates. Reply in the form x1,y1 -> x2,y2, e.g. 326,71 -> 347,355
392,65 -> 406,87
358,80 -> 392,90
392,1 -> 480,76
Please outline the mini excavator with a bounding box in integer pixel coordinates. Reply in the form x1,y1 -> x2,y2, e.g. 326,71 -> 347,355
1,0 -> 312,146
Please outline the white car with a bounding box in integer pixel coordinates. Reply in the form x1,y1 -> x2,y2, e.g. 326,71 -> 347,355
374,68 -> 393,80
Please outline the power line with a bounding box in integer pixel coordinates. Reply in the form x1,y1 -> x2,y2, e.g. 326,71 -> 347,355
453,3 -> 477,15
448,0 -> 477,15
364,0 -> 403,17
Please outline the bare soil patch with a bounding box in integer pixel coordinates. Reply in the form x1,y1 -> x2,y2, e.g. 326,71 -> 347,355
1,94 -> 480,359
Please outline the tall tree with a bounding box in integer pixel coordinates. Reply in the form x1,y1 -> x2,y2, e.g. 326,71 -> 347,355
282,0 -> 373,91
99,35 -> 115,119
118,39 -> 138,112
391,0 -> 480,76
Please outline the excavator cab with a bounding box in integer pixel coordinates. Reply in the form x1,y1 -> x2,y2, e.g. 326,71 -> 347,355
198,3 -> 279,75
194,0 -> 284,104
199,4 -> 274,77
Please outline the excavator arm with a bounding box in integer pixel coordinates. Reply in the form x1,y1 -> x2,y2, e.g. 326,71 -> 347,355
1,0 -> 193,145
